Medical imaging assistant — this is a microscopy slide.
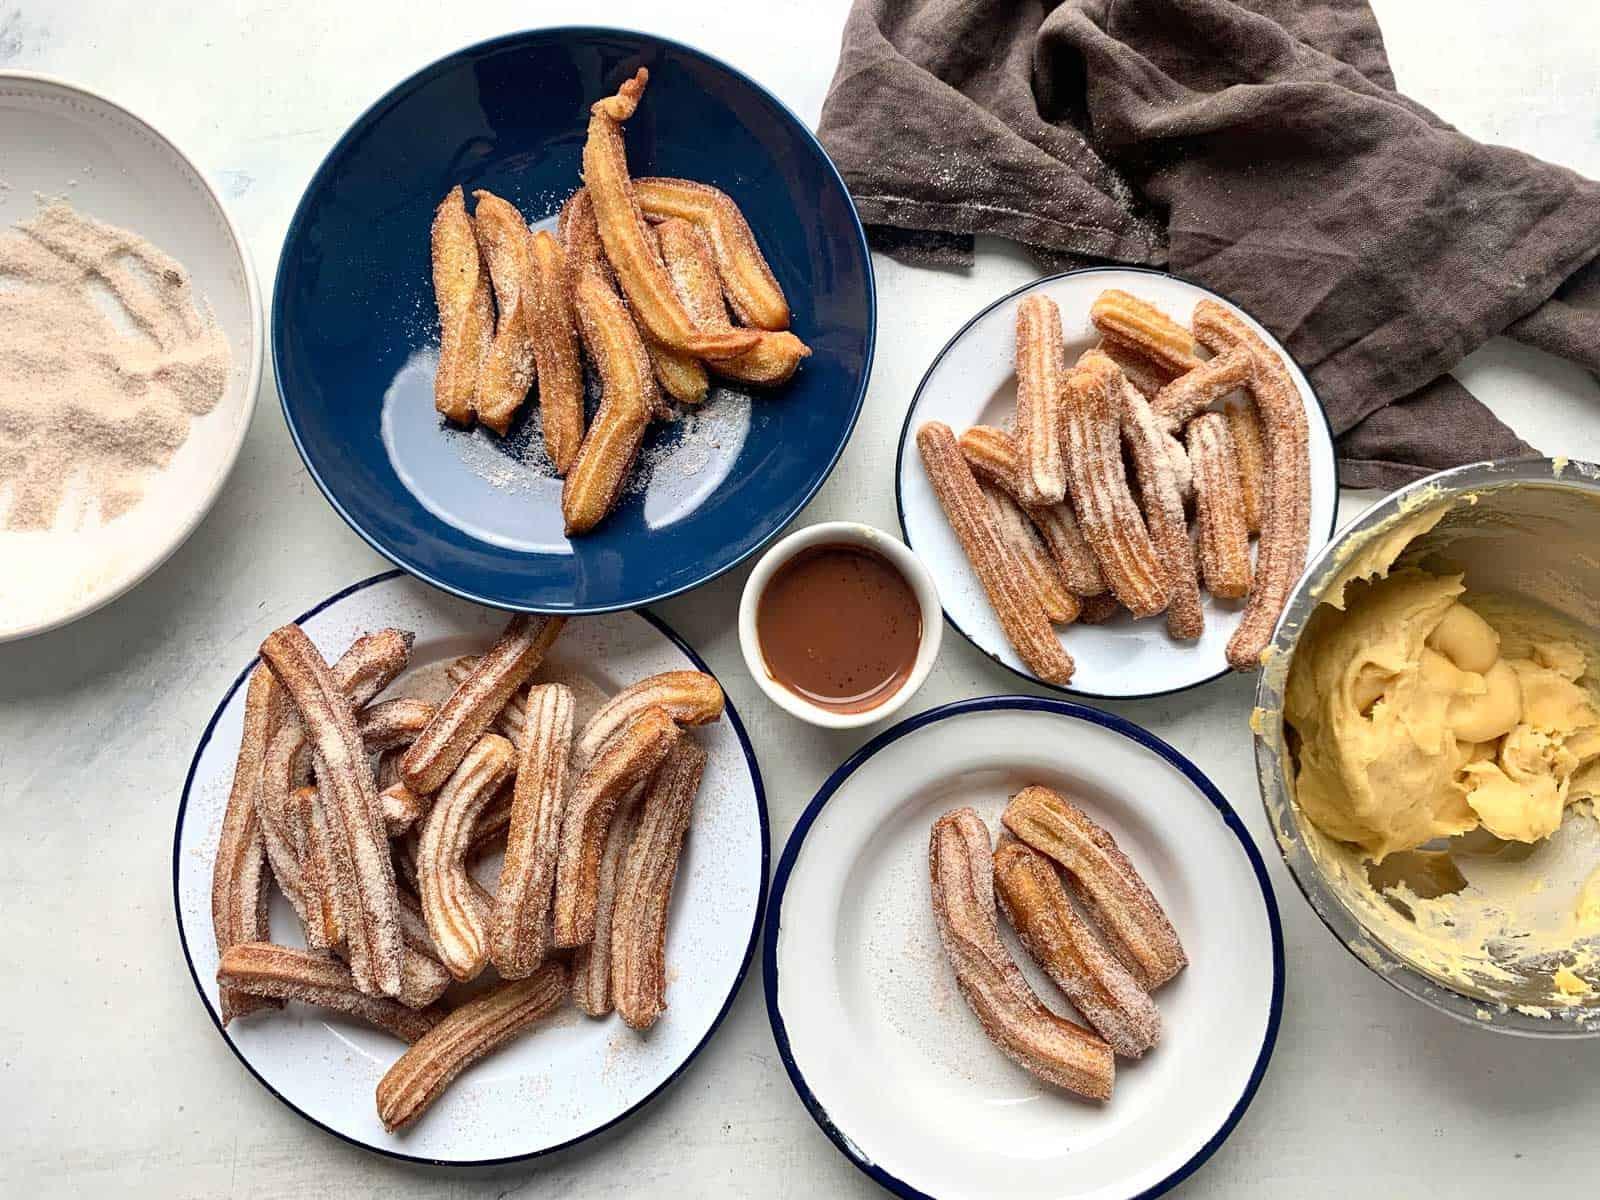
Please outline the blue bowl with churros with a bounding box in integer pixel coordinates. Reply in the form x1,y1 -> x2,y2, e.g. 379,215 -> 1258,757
273,27 -> 875,613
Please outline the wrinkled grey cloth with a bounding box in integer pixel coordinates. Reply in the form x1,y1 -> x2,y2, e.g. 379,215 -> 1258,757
820,0 -> 1600,487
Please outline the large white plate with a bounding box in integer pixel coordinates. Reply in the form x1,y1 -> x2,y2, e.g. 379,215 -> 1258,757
0,72 -> 262,641
173,571 -> 767,1165
764,698 -> 1282,1200
896,268 -> 1338,698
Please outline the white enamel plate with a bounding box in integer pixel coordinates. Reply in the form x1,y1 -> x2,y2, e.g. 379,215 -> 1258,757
896,268 -> 1338,698
764,698 -> 1282,1200
173,571 -> 767,1164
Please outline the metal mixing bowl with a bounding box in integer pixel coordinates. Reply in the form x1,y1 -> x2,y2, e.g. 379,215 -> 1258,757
1254,458 -> 1600,1036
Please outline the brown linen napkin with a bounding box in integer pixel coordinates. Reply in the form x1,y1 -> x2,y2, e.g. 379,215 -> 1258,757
820,0 -> 1600,487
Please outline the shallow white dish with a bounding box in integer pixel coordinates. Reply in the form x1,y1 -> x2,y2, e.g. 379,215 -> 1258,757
764,697 -> 1282,1200
0,71 -> 262,641
174,571 -> 768,1165
896,267 -> 1338,698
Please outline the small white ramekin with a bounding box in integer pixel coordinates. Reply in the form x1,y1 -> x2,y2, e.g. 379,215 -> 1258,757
738,522 -> 942,729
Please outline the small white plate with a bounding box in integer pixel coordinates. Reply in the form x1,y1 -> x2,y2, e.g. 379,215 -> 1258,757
0,72 -> 262,641
896,268 -> 1338,698
173,571 -> 768,1165
764,697 -> 1282,1200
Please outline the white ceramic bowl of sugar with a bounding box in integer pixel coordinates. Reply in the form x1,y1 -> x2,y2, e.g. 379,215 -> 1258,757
0,72 -> 262,641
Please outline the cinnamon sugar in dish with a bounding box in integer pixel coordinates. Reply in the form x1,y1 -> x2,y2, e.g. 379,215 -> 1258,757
0,197 -> 231,530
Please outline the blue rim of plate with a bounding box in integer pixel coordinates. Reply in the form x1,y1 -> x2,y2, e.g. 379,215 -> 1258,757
762,695 -> 1285,1200
172,568 -> 771,1166
893,266 -> 1341,700
271,25 -> 877,617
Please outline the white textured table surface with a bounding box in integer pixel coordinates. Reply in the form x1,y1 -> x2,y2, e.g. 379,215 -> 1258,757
3,2 -> 1598,1195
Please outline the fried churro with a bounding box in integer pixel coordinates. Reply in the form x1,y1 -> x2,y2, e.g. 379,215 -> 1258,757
470,190 -> 537,434
430,186 -> 493,424
1191,299 -> 1310,670
634,176 -> 790,331
1002,786 -> 1187,991
490,684 -> 575,979
1089,289 -> 1201,377
572,785 -> 642,1017
1012,294 -> 1067,506
526,229 -> 586,473
1188,411 -> 1252,600
613,739 -> 705,1031
1062,354 -> 1168,618
218,944 -> 444,1044
1226,398 -> 1266,534
1151,344 -> 1250,434
957,425 -> 1105,598
575,670 -> 724,764
929,808 -> 1114,1100
979,481 -> 1080,624
917,421 -> 1075,684
553,707 -> 681,948
376,966 -> 569,1133
1096,338 -> 1179,400
583,71 -> 758,361
1117,375 -> 1203,640
993,842 -> 1161,1059
401,613 -> 564,795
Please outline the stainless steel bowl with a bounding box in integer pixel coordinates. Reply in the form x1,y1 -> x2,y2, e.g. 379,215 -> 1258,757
1254,458 -> 1600,1036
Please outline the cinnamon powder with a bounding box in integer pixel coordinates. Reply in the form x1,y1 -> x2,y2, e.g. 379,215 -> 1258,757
0,198 -> 230,530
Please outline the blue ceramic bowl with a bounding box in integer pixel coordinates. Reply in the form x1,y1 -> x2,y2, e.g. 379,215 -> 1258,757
273,27 -> 875,613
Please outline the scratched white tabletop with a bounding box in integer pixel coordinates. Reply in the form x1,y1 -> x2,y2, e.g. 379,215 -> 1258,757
2,2 -> 1596,1195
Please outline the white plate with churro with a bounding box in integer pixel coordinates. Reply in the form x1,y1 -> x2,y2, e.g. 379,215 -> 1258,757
174,571 -> 767,1164
896,268 -> 1338,698
764,697 -> 1282,1200
0,72 -> 261,641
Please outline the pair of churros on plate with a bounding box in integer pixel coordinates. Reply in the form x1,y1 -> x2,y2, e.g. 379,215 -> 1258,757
429,68 -> 810,536
917,288 -> 1309,680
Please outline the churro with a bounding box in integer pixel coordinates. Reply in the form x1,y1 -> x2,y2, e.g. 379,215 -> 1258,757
1226,398 -> 1266,534
1151,344 -> 1250,434
1191,299 -> 1310,670
1062,354 -> 1168,618
444,656 -> 526,746
1012,294 -> 1067,506
430,186 -> 493,424
634,175 -> 790,331
218,944 -> 444,1044
979,481 -> 1080,624
357,698 -> 436,752
470,190 -> 537,434
1089,289 -> 1201,377
1096,338 -> 1178,400
259,624 -> 402,998
575,670 -> 724,763
508,232 -> 581,474
1117,375 -> 1203,639
993,842 -> 1161,1059
417,733 -> 517,981
928,808 -> 1114,1100
376,965 -> 569,1133
553,707 -> 681,948
562,270 -> 657,535
572,786 -> 642,1017
957,425 -> 1105,598
490,684 -> 575,979
211,665 -> 281,1024
1002,786 -> 1187,991
655,216 -> 809,386
612,739 -> 705,1031
583,71 -> 758,361
917,421 -> 1075,684
1188,412 -> 1253,600
401,614 -> 564,795
285,784 -> 343,950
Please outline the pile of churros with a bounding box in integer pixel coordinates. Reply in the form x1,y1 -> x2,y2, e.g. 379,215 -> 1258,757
918,289 -> 1311,684
929,786 -> 1186,1101
430,67 -> 810,535
209,612 -> 724,1132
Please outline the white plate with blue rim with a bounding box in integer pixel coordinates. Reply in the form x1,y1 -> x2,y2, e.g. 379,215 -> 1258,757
763,696 -> 1282,1200
173,569 -> 768,1165
896,267 -> 1339,699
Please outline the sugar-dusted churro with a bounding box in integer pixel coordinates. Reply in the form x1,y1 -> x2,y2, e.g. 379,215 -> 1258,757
218,944 -> 444,1044
1096,338 -> 1179,400
1002,786 -> 1187,991
430,186 -> 493,424
1089,289 -> 1201,377
917,421 -> 1075,684
929,808 -> 1114,1100
469,190 -> 538,434
571,785 -> 642,1017
575,670 -> 723,764
524,229 -> 586,473
1191,299 -> 1310,670
1117,374 -> 1203,640
1151,344 -> 1250,434
634,175 -> 791,331
1226,398 -> 1267,534
979,481 -> 1080,625
1188,411 -> 1253,600
1012,294 -> 1068,506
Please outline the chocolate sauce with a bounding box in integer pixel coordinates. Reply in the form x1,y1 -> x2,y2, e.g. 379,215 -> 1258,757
756,543 -> 922,713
